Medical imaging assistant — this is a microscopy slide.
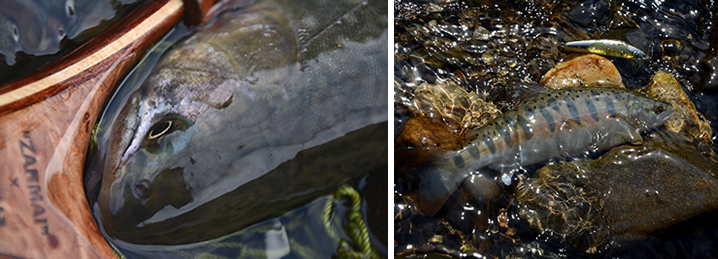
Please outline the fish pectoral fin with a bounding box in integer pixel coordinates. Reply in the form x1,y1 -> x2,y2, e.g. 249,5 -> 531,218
619,130 -> 643,145
417,166 -> 466,216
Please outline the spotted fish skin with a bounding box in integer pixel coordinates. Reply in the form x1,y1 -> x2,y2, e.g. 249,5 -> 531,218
419,88 -> 674,215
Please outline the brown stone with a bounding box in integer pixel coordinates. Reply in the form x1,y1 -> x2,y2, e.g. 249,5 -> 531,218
396,116 -> 465,151
516,134 -> 718,253
540,54 -> 625,89
641,71 -> 713,145
411,81 -> 501,131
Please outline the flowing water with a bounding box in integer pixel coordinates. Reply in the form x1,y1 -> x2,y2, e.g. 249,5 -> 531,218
395,0 -> 718,258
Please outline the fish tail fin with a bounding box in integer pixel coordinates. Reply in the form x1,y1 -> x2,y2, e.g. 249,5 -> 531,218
396,148 -> 466,216
417,165 -> 465,216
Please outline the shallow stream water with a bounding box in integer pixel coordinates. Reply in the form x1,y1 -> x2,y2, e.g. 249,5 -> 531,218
395,0 -> 718,258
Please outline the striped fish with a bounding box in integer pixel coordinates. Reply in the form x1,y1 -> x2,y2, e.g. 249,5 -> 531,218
416,88 -> 674,215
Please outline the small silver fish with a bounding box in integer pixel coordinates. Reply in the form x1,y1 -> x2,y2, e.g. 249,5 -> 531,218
563,39 -> 646,59
415,88 -> 673,215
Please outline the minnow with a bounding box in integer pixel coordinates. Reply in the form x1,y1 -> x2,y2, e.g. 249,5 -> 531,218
415,88 -> 673,215
563,39 -> 646,59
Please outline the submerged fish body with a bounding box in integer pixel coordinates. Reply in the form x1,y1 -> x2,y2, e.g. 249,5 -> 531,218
418,88 -> 673,215
89,0 -> 387,244
564,39 -> 646,59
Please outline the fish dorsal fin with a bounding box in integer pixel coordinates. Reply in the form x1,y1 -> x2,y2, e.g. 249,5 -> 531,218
513,83 -> 551,105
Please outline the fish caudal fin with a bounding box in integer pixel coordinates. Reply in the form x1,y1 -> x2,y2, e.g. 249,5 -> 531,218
396,148 -> 467,216
417,165 -> 464,216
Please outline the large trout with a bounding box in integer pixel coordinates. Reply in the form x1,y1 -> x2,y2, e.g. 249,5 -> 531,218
86,0 -> 387,245
413,88 -> 673,215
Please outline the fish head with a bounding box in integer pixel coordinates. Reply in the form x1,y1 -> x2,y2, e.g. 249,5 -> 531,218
93,62 -> 237,234
89,6 -> 303,241
94,86 -> 200,235
93,45 -> 290,240
626,97 -> 674,131
86,0 -> 389,244
112,113 -> 196,207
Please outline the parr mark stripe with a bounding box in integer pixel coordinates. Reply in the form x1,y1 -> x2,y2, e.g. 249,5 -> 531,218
516,115 -> 533,140
453,154 -> 465,168
505,115 -> 516,128
605,95 -> 617,117
482,133 -> 496,154
548,99 -> 560,112
496,122 -> 513,148
538,106 -> 555,132
468,144 -> 480,159
565,97 -> 582,125
585,98 -> 600,122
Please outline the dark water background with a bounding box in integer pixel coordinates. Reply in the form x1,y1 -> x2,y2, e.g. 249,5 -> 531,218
0,0 -> 143,85
395,0 -> 718,258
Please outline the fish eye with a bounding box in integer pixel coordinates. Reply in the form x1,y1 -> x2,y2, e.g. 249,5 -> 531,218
148,120 -> 173,140
654,105 -> 665,114
133,179 -> 151,199
143,115 -> 194,153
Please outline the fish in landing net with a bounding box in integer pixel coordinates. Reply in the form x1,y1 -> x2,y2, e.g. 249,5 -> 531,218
85,0 -> 387,245
411,88 -> 673,215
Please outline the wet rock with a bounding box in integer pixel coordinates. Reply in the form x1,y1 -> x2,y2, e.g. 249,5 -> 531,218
460,175 -> 502,252
515,136 -> 718,254
473,26 -> 490,41
411,81 -> 501,131
395,116 -> 464,150
501,241 -> 564,259
397,80 -> 503,155
394,190 -> 479,258
698,2 -> 718,92
540,54 -> 625,89
659,39 -> 681,57
641,71 -> 713,145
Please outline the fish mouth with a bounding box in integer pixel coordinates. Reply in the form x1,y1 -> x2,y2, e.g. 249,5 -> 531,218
108,175 -> 131,214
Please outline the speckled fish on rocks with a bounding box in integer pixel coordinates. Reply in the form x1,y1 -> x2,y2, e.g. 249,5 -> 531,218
414,88 -> 674,215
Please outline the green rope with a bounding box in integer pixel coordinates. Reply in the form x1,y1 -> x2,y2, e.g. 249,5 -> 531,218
324,194 -> 340,242
193,253 -> 228,259
139,185 -> 377,258
325,185 -> 379,259
108,241 -> 126,259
